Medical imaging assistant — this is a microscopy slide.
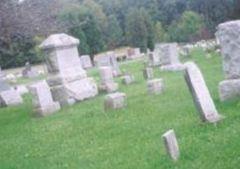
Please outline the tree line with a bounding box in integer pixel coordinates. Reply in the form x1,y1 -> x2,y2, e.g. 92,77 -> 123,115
0,0 -> 239,69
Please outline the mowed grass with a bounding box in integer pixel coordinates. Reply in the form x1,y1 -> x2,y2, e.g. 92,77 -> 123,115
1,49 -> 240,169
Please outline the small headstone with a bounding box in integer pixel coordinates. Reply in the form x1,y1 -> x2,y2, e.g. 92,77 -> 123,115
162,129 -> 180,161
22,62 -> 38,78
219,79 -> 240,101
122,74 -> 135,85
0,89 -> 23,107
14,85 -> 29,95
148,52 -> 161,66
147,79 -> 164,95
184,62 -> 222,123
143,67 -> 154,80
28,81 -> 60,117
99,66 -> 118,93
80,55 -> 93,69
104,92 -> 126,110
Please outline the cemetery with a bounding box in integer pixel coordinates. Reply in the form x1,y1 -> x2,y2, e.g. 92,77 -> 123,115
1,1 -> 240,169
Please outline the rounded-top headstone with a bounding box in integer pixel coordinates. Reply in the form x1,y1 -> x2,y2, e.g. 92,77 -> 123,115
39,33 -> 80,50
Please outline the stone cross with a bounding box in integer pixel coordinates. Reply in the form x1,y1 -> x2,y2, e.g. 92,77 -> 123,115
162,129 -> 180,161
184,62 -> 222,123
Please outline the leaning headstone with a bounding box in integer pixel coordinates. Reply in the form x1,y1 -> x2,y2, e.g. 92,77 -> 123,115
80,55 -> 93,69
39,33 -> 98,106
155,43 -> 185,71
104,92 -> 126,110
147,79 -> 164,95
162,129 -> 180,161
216,20 -> 240,101
143,67 -> 154,80
184,62 -> 222,123
28,81 -> 60,117
99,66 -> 118,93
22,62 -> 38,78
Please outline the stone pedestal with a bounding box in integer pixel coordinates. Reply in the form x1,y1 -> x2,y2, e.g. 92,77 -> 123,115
99,66 -> 118,93
147,79 -> 164,95
28,81 -> 60,117
162,129 -> 180,161
39,33 -> 98,107
104,92 -> 126,110
184,62 -> 222,123
216,20 -> 240,101
143,67 -> 154,80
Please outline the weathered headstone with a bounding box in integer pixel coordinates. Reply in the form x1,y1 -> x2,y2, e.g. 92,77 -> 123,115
184,62 -> 222,123
14,85 -> 29,95
0,79 -> 23,107
104,92 -> 126,110
162,129 -> 180,161
40,33 -> 98,106
147,79 -> 164,95
122,74 -> 135,85
143,67 -> 154,80
148,51 -> 161,66
108,51 -> 121,76
155,43 -> 185,71
28,81 -> 60,117
99,66 -> 118,93
22,62 -> 38,78
80,55 -> 93,69
216,20 -> 240,101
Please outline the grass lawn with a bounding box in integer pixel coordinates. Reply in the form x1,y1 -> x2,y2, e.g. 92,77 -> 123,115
1,49 -> 240,169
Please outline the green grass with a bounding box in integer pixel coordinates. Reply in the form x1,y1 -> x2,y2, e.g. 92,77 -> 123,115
1,49 -> 240,169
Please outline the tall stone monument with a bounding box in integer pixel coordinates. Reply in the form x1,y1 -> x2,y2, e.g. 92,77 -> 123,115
39,33 -> 98,106
216,20 -> 240,101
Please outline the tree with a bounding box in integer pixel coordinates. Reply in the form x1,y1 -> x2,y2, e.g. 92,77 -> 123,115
168,11 -> 204,42
154,22 -> 169,43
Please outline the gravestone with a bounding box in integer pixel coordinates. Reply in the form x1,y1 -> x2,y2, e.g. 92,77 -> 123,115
184,62 -> 222,123
80,55 -> 93,69
122,74 -> 135,85
162,129 -> 180,161
40,33 -> 98,106
28,81 -> 60,117
143,67 -> 154,80
216,20 -> 240,101
148,52 -> 161,66
99,66 -> 118,93
147,79 -> 164,95
108,51 -> 121,76
0,79 -> 23,107
22,62 -> 38,78
155,43 -> 185,71
104,92 -> 126,110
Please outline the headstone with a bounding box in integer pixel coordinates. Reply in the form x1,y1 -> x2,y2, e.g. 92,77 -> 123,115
80,55 -> 93,69
28,81 -> 60,117
39,33 -> 98,106
216,20 -> 240,101
22,62 -> 38,78
108,51 -> 121,76
155,43 -> 185,71
184,62 -> 222,123
104,92 -> 126,110
99,66 -> 118,93
143,67 -> 154,80
162,129 -> 180,161
14,85 -> 29,95
148,52 -> 161,66
147,79 -> 164,95
127,48 -> 143,60
122,74 -> 135,85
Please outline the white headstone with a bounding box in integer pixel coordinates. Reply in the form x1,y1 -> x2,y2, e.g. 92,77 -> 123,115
99,66 -> 118,93
28,81 -> 60,117
184,62 -> 222,123
162,129 -> 180,161
104,92 -> 126,110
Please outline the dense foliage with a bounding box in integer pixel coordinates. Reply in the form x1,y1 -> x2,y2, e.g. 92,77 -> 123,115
0,0 -> 239,68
